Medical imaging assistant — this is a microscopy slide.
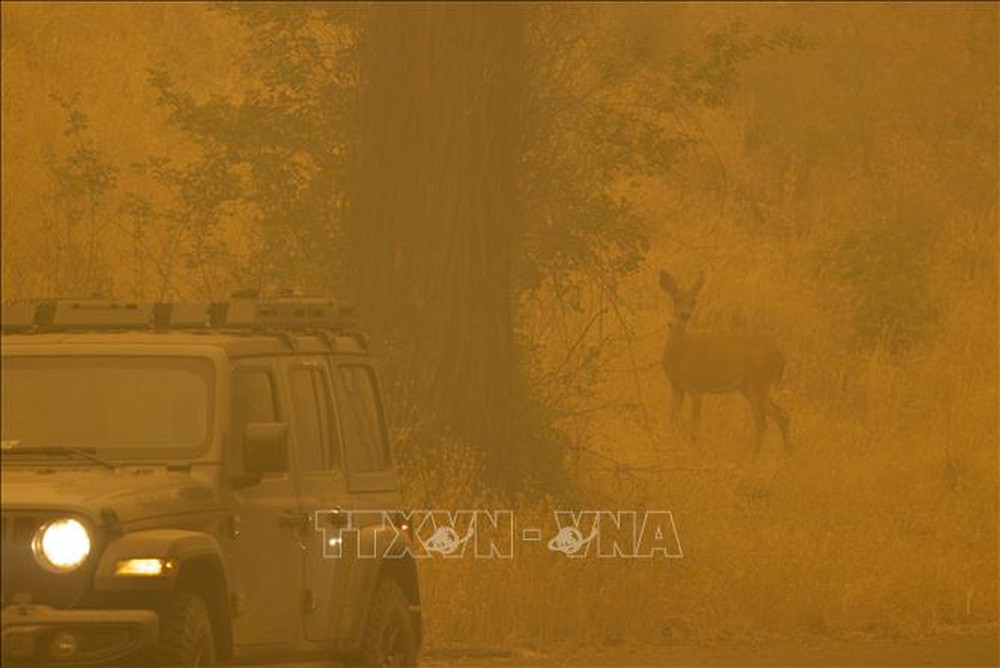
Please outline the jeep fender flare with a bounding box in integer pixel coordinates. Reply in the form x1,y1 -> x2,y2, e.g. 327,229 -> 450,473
93,529 -> 233,659
334,524 -> 422,654
94,529 -> 226,592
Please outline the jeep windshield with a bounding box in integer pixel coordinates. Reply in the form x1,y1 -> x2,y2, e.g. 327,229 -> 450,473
1,355 -> 214,459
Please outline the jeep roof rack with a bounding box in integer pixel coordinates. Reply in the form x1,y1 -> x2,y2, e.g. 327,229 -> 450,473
1,297 -> 360,335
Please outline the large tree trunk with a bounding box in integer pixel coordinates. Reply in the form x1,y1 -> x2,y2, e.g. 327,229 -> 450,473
351,4 -> 532,488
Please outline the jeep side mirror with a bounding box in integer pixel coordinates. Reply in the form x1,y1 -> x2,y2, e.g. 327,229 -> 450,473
243,422 -> 289,474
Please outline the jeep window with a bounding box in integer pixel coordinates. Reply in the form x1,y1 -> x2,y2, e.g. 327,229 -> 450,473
333,365 -> 389,473
232,370 -> 277,425
1,356 -> 213,456
288,367 -> 336,471
231,368 -> 278,463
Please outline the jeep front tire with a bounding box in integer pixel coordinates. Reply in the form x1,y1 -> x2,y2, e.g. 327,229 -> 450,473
148,591 -> 215,667
358,579 -> 417,667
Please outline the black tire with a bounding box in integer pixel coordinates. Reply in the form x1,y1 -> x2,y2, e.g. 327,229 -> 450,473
146,591 -> 215,667
357,580 -> 418,667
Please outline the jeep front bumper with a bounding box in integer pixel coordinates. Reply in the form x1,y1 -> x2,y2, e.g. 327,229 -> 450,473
1,604 -> 157,665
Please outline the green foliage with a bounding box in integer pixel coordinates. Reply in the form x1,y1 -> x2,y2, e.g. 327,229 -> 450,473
42,95 -> 119,296
129,153 -> 241,299
671,20 -> 808,109
144,3 -> 355,293
824,209 -> 938,353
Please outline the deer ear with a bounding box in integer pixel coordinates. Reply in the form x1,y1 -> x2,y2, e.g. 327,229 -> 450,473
659,270 -> 677,294
692,270 -> 705,294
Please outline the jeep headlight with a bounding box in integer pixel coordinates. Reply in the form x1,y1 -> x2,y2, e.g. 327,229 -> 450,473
32,518 -> 91,572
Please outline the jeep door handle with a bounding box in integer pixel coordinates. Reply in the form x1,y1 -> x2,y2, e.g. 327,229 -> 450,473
322,509 -> 348,528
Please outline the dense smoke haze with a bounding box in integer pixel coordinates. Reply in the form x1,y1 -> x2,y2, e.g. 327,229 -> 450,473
1,3 -> 997,665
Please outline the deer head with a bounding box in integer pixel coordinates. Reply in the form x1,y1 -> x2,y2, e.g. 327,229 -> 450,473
659,269 -> 704,325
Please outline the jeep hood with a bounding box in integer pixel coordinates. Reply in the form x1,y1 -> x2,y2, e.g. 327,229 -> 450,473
0,467 -> 220,525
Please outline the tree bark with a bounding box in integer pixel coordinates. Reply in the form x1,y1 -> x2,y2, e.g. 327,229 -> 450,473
351,3 -> 529,488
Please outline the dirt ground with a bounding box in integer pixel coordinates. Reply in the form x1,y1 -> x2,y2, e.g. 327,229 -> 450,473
417,634 -> 999,667
265,632 -> 998,667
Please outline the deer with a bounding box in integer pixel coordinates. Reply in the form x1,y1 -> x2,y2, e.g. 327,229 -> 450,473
658,268 -> 791,455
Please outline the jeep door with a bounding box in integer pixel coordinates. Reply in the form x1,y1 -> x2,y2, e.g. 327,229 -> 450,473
226,361 -> 304,648
329,359 -> 404,640
282,356 -> 352,644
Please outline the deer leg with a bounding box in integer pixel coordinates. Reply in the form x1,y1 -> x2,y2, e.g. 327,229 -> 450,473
766,399 -> 792,455
743,388 -> 767,456
690,393 -> 703,444
670,381 -> 684,430
753,408 -> 766,456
